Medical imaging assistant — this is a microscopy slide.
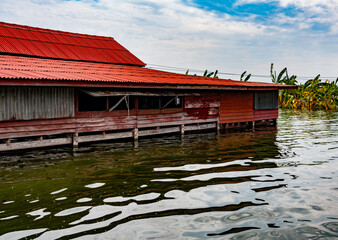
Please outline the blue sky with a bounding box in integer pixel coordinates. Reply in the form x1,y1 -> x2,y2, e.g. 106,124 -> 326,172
0,0 -> 337,82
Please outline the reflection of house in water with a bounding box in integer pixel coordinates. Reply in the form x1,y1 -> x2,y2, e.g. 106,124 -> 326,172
0,22 -> 296,152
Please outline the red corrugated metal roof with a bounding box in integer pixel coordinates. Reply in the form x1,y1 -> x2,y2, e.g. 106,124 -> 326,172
0,55 -> 296,90
0,22 -> 145,66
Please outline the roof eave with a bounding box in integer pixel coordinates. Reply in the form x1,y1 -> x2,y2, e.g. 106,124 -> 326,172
0,78 -> 298,91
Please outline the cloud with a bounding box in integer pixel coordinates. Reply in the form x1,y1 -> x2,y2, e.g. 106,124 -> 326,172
236,0 -> 338,34
0,0 -> 337,80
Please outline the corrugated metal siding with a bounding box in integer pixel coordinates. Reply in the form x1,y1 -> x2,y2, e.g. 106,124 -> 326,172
254,109 -> 278,121
0,87 -> 74,121
219,91 -> 254,124
254,91 -> 279,110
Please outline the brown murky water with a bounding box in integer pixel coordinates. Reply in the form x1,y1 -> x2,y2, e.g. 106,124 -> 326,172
0,110 -> 337,239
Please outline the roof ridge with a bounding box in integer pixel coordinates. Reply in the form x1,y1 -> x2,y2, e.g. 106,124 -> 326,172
0,21 -> 114,40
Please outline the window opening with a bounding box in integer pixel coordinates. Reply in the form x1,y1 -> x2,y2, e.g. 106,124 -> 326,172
138,96 -> 160,110
108,96 -> 135,111
78,91 -> 107,112
161,96 -> 182,109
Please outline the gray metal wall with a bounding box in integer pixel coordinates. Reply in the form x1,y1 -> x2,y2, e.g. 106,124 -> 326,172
0,87 -> 74,121
254,91 -> 279,110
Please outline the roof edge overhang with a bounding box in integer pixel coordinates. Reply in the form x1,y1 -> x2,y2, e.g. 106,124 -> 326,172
0,78 -> 298,91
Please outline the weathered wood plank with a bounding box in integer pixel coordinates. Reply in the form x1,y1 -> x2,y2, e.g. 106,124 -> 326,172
138,108 -> 182,115
75,116 -> 137,123
76,125 -> 135,133
185,108 -> 219,116
0,128 -> 76,139
183,117 -> 219,125
0,137 -> 72,152
185,122 -> 217,131
0,123 -> 76,134
138,126 -> 181,137
137,112 -> 184,120
138,120 -> 184,129
185,95 -> 220,109
75,110 -> 137,118
138,116 -> 184,127
78,131 -> 133,143
0,118 -> 75,128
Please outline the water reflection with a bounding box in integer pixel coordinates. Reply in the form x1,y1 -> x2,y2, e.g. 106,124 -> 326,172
0,110 -> 337,239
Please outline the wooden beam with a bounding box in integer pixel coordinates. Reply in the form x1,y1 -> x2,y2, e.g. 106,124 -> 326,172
0,137 -> 72,152
78,131 -> 133,143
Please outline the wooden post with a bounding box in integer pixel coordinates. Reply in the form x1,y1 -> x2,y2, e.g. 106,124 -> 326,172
216,121 -> 220,134
252,121 -> 255,132
73,132 -> 79,149
133,128 -> 139,142
179,124 -> 184,142
180,125 -> 184,136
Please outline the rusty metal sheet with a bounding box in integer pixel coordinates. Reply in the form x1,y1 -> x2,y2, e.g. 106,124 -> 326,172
0,86 -> 74,121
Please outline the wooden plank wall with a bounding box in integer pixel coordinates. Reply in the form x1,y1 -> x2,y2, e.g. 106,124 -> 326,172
137,109 -> 184,128
219,91 -> 254,124
75,111 -> 137,133
184,95 -> 220,124
0,118 -> 75,139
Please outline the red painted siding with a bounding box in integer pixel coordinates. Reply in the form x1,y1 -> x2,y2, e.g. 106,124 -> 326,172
254,109 -> 278,121
219,91 -> 254,124
0,95 -> 221,141
185,95 -> 220,123
0,118 -> 75,139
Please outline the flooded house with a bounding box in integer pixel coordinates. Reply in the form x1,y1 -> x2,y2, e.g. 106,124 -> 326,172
0,22 -> 296,152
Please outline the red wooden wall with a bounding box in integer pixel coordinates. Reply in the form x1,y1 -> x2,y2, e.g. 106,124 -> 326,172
0,91 -> 279,145
0,118 -> 76,139
184,95 -> 220,124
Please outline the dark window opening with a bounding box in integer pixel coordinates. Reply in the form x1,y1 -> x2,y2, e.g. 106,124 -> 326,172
138,96 -> 182,110
139,96 -> 160,109
78,92 -> 107,112
108,96 -> 135,111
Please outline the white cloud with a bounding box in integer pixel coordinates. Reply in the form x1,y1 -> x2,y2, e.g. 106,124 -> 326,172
237,0 -> 338,34
0,0 -> 337,81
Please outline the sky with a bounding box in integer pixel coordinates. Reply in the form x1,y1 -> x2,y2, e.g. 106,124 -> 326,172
0,0 -> 337,82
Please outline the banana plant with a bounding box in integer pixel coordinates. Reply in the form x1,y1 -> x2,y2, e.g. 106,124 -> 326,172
203,70 -> 219,78
240,71 -> 251,81
186,69 -> 218,78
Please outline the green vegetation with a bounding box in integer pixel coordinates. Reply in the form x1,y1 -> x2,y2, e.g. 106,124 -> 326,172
270,63 -> 338,110
186,65 -> 337,110
186,69 -> 219,78
240,71 -> 251,81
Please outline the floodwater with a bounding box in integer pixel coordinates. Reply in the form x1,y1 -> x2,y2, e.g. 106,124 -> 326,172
0,110 -> 337,240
